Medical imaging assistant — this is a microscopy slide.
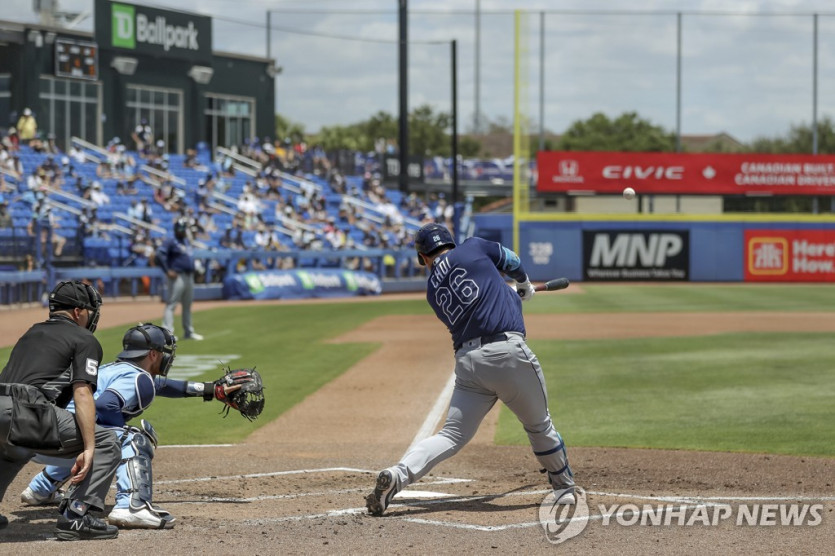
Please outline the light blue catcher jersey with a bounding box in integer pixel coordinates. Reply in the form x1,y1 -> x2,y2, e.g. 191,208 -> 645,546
425,237 -> 526,348
65,360 -> 156,418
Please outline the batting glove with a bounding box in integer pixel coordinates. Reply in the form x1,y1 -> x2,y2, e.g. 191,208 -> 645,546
517,279 -> 535,301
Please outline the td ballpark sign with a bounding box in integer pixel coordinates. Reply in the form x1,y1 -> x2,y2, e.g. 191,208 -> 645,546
95,0 -> 212,63
537,151 -> 835,196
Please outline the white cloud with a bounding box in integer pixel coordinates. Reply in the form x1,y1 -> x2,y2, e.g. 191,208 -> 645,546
5,0 -> 835,141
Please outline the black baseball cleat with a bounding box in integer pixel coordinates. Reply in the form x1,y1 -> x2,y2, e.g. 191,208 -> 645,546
55,513 -> 119,541
0,513 -> 8,529
366,469 -> 400,516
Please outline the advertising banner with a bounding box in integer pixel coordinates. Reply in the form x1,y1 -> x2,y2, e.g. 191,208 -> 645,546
95,0 -> 212,64
583,230 -> 690,281
222,269 -> 382,300
537,151 -> 835,196
744,230 -> 835,282
382,154 -> 425,184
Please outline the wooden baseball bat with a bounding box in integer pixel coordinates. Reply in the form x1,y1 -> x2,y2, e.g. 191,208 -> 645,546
533,277 -> 570,292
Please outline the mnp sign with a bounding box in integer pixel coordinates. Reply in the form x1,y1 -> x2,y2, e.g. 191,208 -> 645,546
583,230 -> 689,281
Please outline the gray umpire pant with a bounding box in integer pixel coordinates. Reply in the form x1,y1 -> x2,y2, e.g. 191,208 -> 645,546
0,395 -> 121,511
163,272 -> 196,338
390,332 -> 574,489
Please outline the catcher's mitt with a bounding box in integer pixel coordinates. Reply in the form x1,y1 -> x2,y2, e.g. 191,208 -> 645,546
213,367 -> 265,421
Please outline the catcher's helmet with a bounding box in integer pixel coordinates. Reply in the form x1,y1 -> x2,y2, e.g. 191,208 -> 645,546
49,280 -> 102,332
119,324 -> 177,377
414,223 -> 456,265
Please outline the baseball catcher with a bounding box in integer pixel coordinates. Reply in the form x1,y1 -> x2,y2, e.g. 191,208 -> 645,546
21,324 -> 264,529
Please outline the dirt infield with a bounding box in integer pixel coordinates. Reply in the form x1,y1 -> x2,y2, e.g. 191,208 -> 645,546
0,297 -> 833,553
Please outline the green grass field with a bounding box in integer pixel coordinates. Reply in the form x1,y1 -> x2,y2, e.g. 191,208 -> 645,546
1,284 -> 832,455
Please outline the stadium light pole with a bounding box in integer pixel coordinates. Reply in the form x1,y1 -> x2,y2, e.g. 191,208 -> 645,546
451,39 -> 459,205
398,0 -> 409,193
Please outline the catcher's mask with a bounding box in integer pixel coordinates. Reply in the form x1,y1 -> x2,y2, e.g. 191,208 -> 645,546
414,223 -> 456,266
118,323 -> 177,377
49,280 -> 102,332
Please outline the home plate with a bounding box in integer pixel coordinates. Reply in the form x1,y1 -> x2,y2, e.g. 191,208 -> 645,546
396,490 -> 451,499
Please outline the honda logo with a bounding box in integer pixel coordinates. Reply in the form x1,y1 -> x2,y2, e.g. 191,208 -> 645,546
559,159 -> 578,177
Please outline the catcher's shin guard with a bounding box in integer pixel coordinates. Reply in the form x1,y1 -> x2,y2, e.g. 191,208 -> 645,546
123,427 -> 156,509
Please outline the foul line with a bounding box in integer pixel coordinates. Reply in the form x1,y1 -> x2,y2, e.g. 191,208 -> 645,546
408,370 -> 456,451
156,467 -> 373,485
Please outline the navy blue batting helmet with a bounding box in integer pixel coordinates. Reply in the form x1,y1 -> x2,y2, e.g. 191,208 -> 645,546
414,223 -> 456,266
118,324 -> 177,377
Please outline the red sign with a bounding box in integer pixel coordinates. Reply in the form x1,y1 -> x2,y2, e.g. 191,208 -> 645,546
537,151 -> 835,195
744,230 -> 835,282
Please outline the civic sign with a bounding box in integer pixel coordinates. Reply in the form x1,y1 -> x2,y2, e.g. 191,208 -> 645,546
537,151 -> 835,196
95,0 -> 212,63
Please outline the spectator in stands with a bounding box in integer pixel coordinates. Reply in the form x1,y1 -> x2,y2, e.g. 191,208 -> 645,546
69,142 -> 86,164
45,133 -> 61,155
2,127 -> 19,152
132,118 -> 153,156
60,156 -> 79,181
115,180 -> 137,195
138,199 -> 153,224
90,181 -> 110,207
129,229 -> 156,265
27,202 -> 65,257
95,160 -> 112,180
192,209 -> 215,241
220,223 -> 244,250
16,108 -> 37,143
183,148 -> 207,171
9,153 -> 23,178
0,201 -> 11,228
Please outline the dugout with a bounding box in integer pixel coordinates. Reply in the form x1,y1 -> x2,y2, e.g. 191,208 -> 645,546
0,0 -> 275,153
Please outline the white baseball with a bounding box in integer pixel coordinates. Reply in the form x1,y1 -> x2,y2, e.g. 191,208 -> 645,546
622,187 -> 636,200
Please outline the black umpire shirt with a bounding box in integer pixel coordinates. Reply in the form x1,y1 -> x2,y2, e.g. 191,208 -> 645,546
0,315 -> 102,408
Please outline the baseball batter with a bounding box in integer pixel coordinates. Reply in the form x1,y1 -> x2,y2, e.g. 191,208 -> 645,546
366,223 -> 575,515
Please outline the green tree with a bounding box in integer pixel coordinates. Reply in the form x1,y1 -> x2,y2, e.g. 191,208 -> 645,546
410,104 -> 452,156
747,117 -> 835,154
274,113 -> 305,143
558,112 -> 676,152
458,136 -> 481,157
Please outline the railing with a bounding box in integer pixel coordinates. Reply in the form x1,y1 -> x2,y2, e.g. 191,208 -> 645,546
42,185 -> 97,209
70,136 -> 108,163
215,146 -> 260,176
140,164 -> 186,187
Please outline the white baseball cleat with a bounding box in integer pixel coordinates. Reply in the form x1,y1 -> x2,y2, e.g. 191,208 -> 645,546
107,505 -> 176,529
20,486 -> 63,506
553,485 -> 576,505
366,469 -> 400,516
186,332 -> 204,341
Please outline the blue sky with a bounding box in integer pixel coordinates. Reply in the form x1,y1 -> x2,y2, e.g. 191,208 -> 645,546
7,0 -> 835,142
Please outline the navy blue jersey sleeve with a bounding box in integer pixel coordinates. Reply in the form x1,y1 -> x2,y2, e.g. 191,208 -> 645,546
155,376 -> 213,399
95,389 -> 127,427
475,237 -> 528,282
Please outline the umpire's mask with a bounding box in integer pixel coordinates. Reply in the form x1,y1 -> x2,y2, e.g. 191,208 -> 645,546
49,280 -> 103,332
